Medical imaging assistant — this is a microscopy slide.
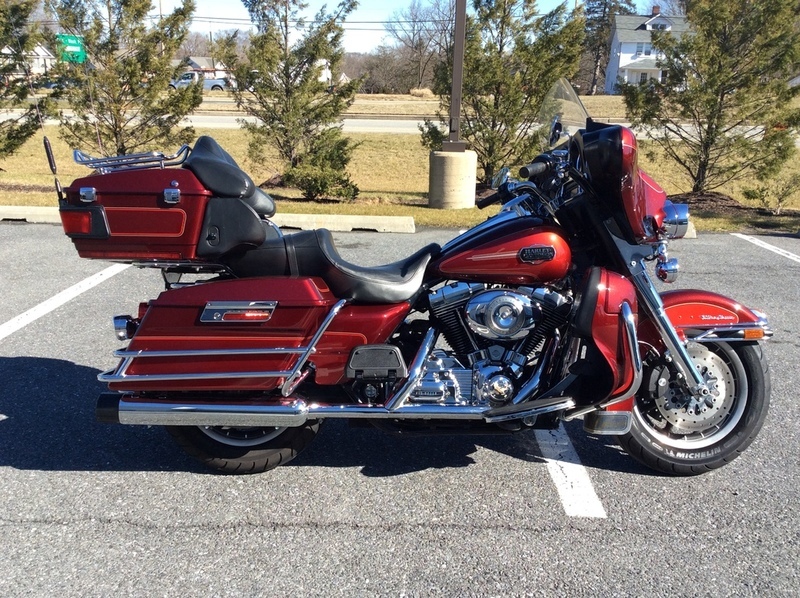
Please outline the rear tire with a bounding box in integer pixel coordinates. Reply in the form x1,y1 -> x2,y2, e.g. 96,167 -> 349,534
167,421 -> 320,474
617,342 -> 769,476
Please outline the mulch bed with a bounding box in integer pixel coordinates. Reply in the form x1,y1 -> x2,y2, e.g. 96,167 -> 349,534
669,191 -> 754,218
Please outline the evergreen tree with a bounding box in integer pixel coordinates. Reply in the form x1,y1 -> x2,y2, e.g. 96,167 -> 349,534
583,0 -> 636,95
223,0 -> 360,199
46,0 -> 202,156
0,0 -> 53,158
622,0 -> 800,193
423,0 -> 584,184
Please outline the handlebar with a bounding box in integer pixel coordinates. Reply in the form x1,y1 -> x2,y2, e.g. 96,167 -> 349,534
519,157 -> 551,179
476,192 -> 501,210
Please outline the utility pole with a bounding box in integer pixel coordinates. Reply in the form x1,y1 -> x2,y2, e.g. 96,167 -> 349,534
443,0 -> 467,152
428,0 -> 476,209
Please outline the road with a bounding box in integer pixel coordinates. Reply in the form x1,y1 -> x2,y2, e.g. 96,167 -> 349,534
1,224 -> 799,595
183,113 -> 427,134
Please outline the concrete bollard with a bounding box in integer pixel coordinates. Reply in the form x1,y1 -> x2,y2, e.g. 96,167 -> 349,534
428,150 -> 478,209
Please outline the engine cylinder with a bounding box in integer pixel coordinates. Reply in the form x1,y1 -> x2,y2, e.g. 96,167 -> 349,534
465,290 -> 541,340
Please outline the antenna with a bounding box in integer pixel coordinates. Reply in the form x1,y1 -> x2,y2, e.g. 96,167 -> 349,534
43,137 -> 64,202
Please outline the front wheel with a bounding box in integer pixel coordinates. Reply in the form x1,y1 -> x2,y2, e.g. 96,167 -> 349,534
617,341 -> 770,476
167,421 -> 320,474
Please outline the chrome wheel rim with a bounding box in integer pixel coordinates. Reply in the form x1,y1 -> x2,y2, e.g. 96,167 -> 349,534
198,426 -> 287,447
634,343 -> 748,450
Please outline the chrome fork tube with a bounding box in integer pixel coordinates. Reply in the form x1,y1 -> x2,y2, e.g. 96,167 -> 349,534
630,263 -> 710,398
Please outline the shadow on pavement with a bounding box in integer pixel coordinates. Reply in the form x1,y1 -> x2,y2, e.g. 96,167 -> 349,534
0,356 -> 650,477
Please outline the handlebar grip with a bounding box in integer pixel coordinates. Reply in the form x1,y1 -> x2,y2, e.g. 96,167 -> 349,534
476,192 -> 500,209
519,161 -> 548,179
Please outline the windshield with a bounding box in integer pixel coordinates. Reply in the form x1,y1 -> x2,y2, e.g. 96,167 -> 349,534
537,79 -> 590,149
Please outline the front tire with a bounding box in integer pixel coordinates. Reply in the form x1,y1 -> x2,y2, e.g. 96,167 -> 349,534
167,421 -> 320,474
618,342 -> 769,476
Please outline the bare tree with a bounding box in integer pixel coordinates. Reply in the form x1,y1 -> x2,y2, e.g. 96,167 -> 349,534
360,45 -> 407,93
177,31 -> 211,59
427,0 -> 455,58
385,0 -> 439,90
657,1 -> 687,15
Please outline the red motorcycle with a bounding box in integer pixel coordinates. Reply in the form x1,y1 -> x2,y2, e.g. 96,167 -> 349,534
48,80 -> 771,475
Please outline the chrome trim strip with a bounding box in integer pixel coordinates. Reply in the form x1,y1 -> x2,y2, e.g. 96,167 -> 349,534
99,370 -> 294,383
114,347 -> 305,358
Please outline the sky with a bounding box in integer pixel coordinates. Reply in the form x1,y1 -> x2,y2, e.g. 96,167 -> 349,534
154,0 -> 603,54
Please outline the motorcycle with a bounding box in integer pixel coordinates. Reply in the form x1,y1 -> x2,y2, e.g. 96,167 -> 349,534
46,79 -> 771,476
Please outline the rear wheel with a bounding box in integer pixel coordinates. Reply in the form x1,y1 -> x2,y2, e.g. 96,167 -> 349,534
167,421 -> 319,474
618,341 -> 769,476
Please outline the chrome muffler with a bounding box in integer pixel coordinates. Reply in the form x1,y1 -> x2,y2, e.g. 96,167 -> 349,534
97,393 -> 575,427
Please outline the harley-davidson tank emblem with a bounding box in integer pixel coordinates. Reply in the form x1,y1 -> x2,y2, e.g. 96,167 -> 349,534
519,245 -> 556,264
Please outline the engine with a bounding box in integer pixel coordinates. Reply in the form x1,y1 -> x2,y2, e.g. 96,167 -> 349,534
411,282 -> 572,407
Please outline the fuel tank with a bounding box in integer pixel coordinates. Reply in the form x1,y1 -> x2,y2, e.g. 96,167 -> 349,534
429,215 -> 571,285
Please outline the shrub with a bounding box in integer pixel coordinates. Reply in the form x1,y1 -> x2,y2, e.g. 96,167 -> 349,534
409,88 -> 434,98
285,165 -> 359,201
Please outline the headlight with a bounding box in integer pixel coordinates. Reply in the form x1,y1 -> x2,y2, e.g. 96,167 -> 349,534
662,201 -> 689,239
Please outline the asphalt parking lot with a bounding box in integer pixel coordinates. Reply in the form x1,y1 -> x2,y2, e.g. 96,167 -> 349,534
1,222 -> 799,596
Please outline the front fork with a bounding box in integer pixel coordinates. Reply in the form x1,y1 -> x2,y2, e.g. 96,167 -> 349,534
627,259 -> 711,400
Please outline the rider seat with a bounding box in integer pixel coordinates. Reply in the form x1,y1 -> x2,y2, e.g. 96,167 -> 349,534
225,229 -> 441,304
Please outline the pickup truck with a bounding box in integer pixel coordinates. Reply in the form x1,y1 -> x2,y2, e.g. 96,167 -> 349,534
168,71 -> 234,92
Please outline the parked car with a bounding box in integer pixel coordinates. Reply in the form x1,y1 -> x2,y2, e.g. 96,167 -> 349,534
168,71 -> 234,92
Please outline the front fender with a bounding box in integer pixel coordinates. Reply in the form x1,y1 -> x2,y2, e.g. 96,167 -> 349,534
642,289 -> 772,345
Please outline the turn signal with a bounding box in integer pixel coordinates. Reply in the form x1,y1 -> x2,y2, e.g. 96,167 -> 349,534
656,258 -> 679,283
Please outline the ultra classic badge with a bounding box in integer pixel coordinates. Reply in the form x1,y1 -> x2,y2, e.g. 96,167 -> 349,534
518,245 -> 556,264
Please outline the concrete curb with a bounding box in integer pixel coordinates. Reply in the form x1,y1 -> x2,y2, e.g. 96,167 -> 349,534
0,206 -> 61,224
0,206 -> 416,234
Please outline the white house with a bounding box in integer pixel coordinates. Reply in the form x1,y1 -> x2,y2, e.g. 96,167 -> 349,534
604,6 -> 688,95
0,42 -> 57,77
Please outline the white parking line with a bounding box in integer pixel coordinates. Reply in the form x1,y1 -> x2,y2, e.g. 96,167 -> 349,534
535,425 -> 607,519
0,263 -> 130,342
731,233 -> 800,264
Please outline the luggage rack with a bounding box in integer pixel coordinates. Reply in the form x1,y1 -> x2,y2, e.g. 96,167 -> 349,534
73,144 -> 191,174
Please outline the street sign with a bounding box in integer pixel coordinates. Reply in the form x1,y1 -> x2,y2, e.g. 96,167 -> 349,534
56,34 -> 86,64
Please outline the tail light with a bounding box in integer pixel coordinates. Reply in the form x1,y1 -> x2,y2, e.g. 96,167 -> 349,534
59,206 -> 110,239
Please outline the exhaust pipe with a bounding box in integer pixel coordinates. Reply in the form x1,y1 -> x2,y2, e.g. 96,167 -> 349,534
97,392 -> 581,427
97,393 -> 310,427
